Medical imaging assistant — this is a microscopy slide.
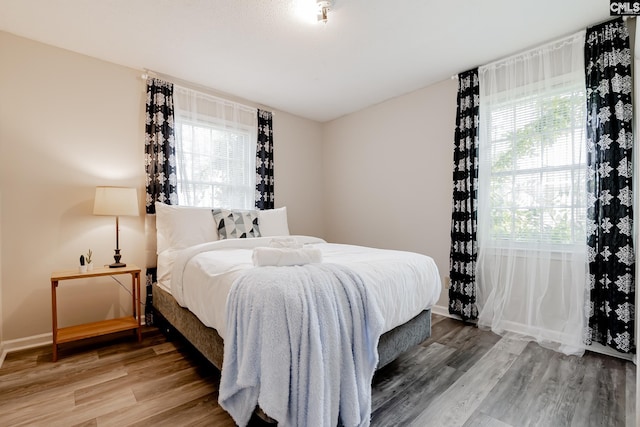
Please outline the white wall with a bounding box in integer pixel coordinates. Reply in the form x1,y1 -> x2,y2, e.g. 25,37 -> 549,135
0,31 -> 147,341
0,31 -> 325,342
274,111 -> 324,238
323,79 -> 458,308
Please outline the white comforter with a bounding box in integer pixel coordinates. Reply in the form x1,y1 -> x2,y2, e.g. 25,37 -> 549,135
169,236 -> 442,339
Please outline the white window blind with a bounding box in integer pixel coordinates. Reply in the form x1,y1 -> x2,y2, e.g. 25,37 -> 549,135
484,83 -> 586,246
479,34 -> 587,248
173,85 -> 257,209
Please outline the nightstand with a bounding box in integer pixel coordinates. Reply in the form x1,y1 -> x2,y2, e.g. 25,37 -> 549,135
50,264 -> 142,362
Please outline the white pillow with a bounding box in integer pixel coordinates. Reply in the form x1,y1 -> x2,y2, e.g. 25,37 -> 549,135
155,202 -> 218,253
258,207 -> 290,237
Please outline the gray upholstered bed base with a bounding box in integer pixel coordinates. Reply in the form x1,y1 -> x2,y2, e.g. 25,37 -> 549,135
152,282 -> 432,371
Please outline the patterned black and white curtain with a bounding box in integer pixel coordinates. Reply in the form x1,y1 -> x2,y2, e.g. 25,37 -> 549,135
255,109 -> 274,210
449,68 -> 480,321
584,18 -> 635,354
145,78 -> 177,214
143,77 -> 177,324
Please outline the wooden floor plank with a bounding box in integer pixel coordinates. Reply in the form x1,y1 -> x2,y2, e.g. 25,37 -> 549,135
626,362 -> 636,427
461,412 -> 514,427
27,389 -> 137,427
424,316 -> 464,341
0,391 -> 77,426
569,354 -> 627,427
409,337 -> 526,427
128,393 -> 234,427
373,363 -> 460,426
0,367 -> 128,417
371,341 -> 456,410
0,317 -> 634,426
96,378 -> 219,425
504,345 -> 586,427
478,343 -> 566,426
440,325 -> 501,372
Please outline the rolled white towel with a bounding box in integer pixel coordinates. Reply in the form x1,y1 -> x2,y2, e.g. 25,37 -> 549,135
268,237 -> 303,249
252,246 -> 323,267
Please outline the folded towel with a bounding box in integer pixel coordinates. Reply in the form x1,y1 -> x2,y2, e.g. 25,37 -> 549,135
268,237 -> 303,249
252,246 -> 322,267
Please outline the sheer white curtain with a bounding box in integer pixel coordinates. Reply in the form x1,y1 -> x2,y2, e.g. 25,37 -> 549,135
476,31 -> 587,355
173,85 -> 257,209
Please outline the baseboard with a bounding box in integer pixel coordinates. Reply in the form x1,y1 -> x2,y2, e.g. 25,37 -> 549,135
0,332 -> 52,368
586,342 -> 635,362
0,318 -> 148,369
431,304 -> 467,322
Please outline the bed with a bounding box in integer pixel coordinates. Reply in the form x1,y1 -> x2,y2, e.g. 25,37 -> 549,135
149,203 -> 442,425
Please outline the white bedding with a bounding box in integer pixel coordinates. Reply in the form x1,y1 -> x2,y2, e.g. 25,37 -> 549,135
166,236 -> 442,339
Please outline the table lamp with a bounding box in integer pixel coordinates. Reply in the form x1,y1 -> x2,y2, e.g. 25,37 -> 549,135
93,186 -> 139,268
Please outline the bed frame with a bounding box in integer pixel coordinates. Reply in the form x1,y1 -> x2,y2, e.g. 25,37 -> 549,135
152,282 -> 433,371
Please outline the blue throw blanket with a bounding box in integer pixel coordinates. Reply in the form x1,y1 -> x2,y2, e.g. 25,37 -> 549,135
219,263 -> 384,427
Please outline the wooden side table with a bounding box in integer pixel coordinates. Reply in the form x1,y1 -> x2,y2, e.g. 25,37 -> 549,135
50,264 -> 142,362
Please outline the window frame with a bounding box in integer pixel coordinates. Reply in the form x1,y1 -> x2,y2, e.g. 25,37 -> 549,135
173,108 -> 257,210
479,74 -> 587,251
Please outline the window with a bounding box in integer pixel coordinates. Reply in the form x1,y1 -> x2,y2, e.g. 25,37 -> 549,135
173,86 -> 257,209
475,31 -> 588,356
483,81 -> 586,247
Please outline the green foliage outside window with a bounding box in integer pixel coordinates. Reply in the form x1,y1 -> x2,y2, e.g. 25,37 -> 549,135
487,90 -> 586,245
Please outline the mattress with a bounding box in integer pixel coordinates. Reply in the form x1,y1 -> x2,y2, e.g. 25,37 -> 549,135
161,236 -> 442,339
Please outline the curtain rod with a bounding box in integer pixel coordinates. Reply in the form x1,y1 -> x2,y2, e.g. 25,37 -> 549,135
449,15 -> 635,81
140,68 -> 274,115
449,30 -> 583,80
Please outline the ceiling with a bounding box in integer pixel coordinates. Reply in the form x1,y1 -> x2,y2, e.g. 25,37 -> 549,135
0,0 -> 611,122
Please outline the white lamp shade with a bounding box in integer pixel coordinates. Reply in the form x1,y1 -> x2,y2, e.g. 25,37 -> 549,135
93,187 -> 139,216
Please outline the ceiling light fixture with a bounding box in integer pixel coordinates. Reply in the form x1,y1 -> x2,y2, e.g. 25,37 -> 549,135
316,0 -> 332,23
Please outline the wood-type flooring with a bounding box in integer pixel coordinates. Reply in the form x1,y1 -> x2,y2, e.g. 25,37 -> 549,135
0,314 -> 635,426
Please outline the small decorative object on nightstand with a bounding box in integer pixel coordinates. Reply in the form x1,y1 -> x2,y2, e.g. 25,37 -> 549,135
85,249 -> 93,271
50,264 -> 142,362
78,255 -> 87,273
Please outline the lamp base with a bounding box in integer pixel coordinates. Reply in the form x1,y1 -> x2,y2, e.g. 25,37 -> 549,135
109,262 -> 127,268
110,248 -> 126,268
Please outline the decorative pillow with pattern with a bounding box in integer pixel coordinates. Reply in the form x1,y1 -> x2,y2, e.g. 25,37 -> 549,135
211,209 -> 261,239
